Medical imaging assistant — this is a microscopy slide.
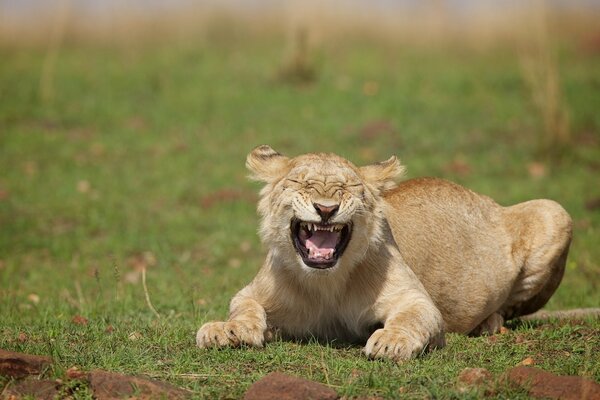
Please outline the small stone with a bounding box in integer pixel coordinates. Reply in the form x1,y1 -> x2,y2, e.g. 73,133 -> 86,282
499,326 -> 510,334
27,293 -> 40,304
4,379 -> 59,400
71,315 -> 88,325
128,331 -> 143,341
515,335 -> 526,344
527,162 -> 547,179
77,180 -> 91,193
518,357 -> 535,366
88,369 -> 190,400
507,366 -> 600,400
244,372 -> 338,400
458,368 -> 492,387
17,332 -> 28,343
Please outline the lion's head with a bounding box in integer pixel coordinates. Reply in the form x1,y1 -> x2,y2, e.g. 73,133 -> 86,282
246,145 -> 405,273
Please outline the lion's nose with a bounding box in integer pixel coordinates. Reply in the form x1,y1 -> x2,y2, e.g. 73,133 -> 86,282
313,203 -> 339,222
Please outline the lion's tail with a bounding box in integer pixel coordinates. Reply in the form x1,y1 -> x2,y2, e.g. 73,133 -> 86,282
518,308 -> 600,322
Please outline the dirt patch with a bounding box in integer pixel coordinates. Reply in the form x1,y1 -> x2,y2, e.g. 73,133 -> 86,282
244,372 -> 338,400
0,349 -> 52,378
507,366 -> 600,400
200,188 -> 256,209
71,315 -> 89,326
88,369 -> 191,400
445,157 -> 472,177
585,197 -> 600,211
358,120 -> 397,142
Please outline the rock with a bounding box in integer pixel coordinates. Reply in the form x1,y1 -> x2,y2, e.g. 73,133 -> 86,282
71,315 -> 89,325
457,367 -> 492,387
517,357 -> 535,366
0,349 -> 53,378
66,366 -> 87,380
507,366 -> 600,400
244,372 -> 339,400
88,370 -> 190,400
3,379 -> 60,400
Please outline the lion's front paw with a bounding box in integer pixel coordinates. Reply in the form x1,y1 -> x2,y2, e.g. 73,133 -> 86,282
196,320 -> 265,349
364,328 -> 428,361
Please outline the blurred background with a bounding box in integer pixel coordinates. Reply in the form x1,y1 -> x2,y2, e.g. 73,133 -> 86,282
2,0 -> 600,343
1,0 -> 599,397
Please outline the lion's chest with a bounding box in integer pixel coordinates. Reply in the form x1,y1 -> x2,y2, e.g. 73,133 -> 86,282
265,289 -> 379,343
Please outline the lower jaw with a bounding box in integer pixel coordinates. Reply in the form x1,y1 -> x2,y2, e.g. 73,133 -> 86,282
301,257 -> 338,269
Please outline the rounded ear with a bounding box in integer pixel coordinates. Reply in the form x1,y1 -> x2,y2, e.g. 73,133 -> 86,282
359,156 -> 406,192
246,145 -> 291,183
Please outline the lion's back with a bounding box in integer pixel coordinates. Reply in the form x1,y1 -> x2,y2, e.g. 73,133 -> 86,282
383,178 -> 516,333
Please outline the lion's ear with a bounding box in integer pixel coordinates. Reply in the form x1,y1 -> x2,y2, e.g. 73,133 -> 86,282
359,156 -> 406,192
246,145 -> 291,183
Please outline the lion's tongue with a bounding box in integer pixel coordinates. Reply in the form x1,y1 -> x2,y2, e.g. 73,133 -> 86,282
305,230 -> 338,260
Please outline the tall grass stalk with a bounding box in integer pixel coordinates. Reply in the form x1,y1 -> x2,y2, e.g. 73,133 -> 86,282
519,1 -> 571,159
39,0 -> 70,103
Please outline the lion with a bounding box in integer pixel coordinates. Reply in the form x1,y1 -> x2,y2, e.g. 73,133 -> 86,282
196,145 -> 573,361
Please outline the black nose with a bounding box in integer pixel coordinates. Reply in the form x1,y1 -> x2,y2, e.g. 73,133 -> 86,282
313,203 -> 339,222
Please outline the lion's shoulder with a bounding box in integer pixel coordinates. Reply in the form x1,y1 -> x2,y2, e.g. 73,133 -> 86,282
384,177 -> 497,210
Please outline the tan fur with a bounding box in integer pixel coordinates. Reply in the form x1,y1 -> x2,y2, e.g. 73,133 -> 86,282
196,146 -> 572,361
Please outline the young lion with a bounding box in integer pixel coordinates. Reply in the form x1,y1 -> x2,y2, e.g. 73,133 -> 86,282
196,145 -> 572,361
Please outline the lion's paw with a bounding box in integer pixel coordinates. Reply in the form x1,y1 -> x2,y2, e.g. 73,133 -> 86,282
196,320 -> 265,348
364,328 -> 428,361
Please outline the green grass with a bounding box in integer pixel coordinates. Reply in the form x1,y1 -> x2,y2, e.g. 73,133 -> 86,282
1,35 -> 599,399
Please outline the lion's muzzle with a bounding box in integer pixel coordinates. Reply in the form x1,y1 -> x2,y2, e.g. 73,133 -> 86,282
290,219 -> 352,269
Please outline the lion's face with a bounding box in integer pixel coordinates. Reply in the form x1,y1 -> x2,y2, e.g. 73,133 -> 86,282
246,145 -> 405,273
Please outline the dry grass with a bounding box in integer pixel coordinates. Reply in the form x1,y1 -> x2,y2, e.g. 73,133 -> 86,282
1,2 -> 599,49
276,26 -> 317,85
519,2 -> 572,159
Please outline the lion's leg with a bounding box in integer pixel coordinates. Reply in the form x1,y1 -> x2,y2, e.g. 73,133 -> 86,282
469,312 -> 504,336
196,285 -> 268,348
499,200 -> 572,321
501,245 -> 569,320
364,290 -> 445,361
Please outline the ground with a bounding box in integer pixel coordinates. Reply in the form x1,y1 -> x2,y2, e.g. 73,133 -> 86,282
0,32 -> 599,399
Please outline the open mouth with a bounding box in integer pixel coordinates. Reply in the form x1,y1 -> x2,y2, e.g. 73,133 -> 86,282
291,219 -> 352,269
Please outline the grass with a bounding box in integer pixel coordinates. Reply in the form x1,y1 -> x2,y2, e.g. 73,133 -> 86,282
1,31 -> 599,399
